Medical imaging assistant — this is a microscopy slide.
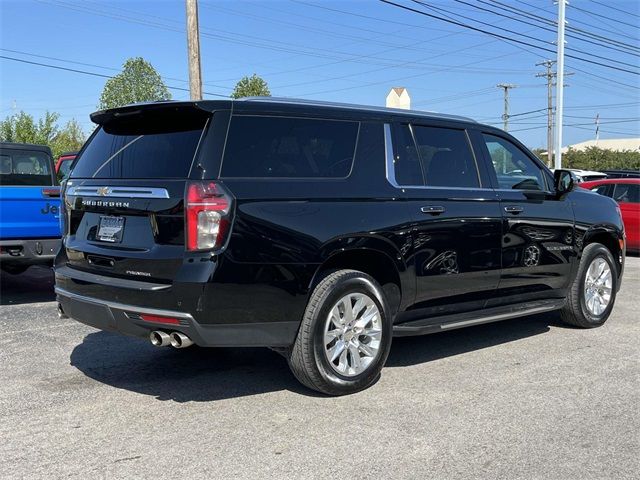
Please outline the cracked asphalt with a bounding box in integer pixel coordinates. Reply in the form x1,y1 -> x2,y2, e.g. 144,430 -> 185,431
1,258 -> 638,479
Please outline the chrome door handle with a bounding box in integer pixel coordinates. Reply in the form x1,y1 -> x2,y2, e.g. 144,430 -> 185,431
504,205 -> 524,214
421,206 -> 445,215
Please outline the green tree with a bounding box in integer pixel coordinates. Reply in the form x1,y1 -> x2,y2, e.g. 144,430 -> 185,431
0,111 -> 85,159
98,57 -> 171,110
230,74 -> 271,99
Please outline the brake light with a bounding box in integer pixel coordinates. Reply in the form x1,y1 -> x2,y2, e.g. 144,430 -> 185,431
185,181 -> 233,251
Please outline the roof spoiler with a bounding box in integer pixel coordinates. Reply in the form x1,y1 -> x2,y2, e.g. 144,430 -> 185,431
90,101 -> 220,125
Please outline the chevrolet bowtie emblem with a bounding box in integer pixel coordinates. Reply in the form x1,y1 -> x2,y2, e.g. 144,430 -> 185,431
97,187 -> 110,196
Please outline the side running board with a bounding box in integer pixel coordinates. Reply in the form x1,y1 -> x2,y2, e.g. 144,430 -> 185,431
393,299 -> 565,337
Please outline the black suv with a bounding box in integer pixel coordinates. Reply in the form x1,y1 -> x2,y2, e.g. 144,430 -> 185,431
55,98 -> 625,395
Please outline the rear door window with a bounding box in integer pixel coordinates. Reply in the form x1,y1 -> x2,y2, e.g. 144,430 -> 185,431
0,149 -> 53,186
221,116 -> 359,178
391,124 -> 424,186
412,125 -> 480,188
71,126 -> 205,179
613,183 -> 640,203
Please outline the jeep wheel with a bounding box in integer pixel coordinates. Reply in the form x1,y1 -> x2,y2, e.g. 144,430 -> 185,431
561,243 -> 618,328
288,269 -> 393,395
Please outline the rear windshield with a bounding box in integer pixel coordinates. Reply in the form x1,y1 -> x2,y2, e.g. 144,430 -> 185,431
71,126 -> 204,179
0,149 -> 53,186
221,116 -> 359,178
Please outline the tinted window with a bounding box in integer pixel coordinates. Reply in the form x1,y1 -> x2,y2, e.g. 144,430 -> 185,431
221,116 -> 358,178
482,134 -> 546,191
412,126 -> 479,188
613,183 -> 640,203
0,149 -> 52,186
71,127 -> 204,179
392,124 -> 424,186
590,185 -> 610,196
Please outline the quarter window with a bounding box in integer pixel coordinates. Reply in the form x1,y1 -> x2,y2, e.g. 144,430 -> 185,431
221,116 -> 358,178
482,134 -> 546,191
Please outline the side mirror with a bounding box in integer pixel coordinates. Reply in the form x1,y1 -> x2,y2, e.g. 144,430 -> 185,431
554,169 -> 576,196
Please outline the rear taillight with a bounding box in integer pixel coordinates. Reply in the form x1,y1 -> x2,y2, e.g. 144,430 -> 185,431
185,181 -> 233,251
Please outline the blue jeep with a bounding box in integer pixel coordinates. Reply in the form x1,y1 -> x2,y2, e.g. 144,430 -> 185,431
0,142 -> 61,274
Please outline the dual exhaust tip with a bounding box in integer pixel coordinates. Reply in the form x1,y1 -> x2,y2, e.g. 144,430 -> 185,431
150,330 -> 194,349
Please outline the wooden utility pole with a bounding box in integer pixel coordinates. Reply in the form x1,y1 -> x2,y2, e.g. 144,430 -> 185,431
536,60 -> 556,167
186,0 -> 203,100
497,84 -> 516,132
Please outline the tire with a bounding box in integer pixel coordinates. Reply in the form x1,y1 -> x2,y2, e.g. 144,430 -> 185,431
288,269 -> 393,396
560,242 -> 618,328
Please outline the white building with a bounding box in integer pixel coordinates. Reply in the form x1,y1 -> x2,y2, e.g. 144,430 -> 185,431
386,87 -> 411,110
562,137 -> 640,153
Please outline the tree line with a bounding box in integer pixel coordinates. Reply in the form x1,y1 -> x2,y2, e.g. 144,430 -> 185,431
534,147 -> 640,171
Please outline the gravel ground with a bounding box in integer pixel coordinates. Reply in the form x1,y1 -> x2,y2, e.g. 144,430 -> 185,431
1,258 -> 638,480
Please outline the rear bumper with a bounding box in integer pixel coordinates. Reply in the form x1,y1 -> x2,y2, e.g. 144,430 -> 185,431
55,286 -> 299,348
0,238 -> 60,265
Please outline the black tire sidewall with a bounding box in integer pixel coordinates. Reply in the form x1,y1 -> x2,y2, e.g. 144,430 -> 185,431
310,274 -> 393,394
576,245 -> 618,325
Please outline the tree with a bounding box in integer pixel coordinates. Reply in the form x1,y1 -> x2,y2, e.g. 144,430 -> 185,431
98,57 -> 171,110
0,111 -> 85,159
230,74 -> 271,99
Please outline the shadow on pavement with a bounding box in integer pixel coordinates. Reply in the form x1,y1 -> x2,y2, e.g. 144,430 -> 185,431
70,311 -> 562,402
0,266 -> 55,305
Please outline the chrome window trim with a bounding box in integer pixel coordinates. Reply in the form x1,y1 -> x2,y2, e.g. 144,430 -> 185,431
65,185 -> 170,198
384,122 -> 494,192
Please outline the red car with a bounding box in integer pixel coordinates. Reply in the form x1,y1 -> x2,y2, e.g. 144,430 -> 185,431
581,178 -> 640,253
54,151 -> 77,180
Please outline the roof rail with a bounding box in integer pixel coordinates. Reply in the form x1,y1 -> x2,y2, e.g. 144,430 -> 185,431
236,96 -> 476,122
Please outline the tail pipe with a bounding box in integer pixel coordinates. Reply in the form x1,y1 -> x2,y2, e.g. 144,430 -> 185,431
150,330 -> 171,347
170,332 -> 194,349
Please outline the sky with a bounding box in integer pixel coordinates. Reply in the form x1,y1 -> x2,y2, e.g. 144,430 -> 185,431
1,0 -> 638,150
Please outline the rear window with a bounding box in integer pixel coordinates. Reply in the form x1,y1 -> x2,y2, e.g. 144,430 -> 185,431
0,149 -> 53,186
221,116 -> 359,178
71,126 -> 204,179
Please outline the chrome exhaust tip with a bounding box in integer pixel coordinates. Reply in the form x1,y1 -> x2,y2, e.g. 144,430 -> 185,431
57,303 -> 68,319
169,332 -> 194,349
150,330 -> 171,347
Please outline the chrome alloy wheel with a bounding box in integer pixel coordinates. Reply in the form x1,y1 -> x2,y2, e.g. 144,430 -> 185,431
584,257 -> 613,316
323,292 -> 382,377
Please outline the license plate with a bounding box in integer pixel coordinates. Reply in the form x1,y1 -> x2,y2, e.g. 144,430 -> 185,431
97,216 -> 125,243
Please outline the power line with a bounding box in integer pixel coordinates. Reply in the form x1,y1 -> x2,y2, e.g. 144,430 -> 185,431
0,55 -> 229,98
378,0 -> 640,75
500,0 -> 640,51
461,0 -> 640,57
588,0 -> 640,20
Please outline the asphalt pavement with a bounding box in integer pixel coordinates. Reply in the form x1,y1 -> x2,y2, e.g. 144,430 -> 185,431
1,258 -> 638,479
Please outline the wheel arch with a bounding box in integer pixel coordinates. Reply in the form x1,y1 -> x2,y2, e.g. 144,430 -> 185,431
581,224 -> 625,286
310,247 -> 408,319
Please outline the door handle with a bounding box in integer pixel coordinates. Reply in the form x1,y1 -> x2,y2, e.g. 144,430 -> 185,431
504,205 -> 524,214
421,206 -> 445,215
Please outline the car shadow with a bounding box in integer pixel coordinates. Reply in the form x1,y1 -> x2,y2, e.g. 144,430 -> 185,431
0,266 -> 55,305
70,311 -> 563,402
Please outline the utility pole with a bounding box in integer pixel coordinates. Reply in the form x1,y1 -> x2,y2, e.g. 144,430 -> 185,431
554,0 -> 567,169
497,83 -> 516,132
595,113 -> 600,144
185,0 -> 203,100
536,60 -> 556,167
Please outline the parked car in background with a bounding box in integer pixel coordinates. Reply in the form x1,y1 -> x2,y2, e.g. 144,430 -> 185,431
603,169 -> 640,179
0,142 -> 61,274
580,178 -> 640,253
565,168 -> 607,183
55,151 -> 77,181
55,99 -> 625,395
